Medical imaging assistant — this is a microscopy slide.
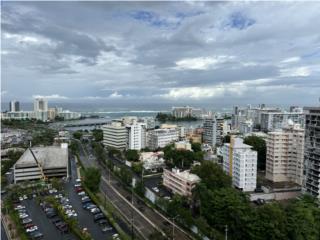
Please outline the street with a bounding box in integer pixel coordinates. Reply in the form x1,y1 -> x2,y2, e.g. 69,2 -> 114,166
74,139 -> 193,240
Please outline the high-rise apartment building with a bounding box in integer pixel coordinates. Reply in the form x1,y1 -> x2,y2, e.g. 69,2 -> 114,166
34,98 -> 48,112
9,100 -> 20,112
260,112 -> 304,132
203,117 -> 224,147
303,107 -> 320,198
222,137 -> 257,192
102,121 -> 128,150
266,124 -> 304,185
127,122 -> 147,150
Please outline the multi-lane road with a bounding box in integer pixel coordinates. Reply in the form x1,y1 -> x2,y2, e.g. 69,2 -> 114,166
74,139 -> 193,240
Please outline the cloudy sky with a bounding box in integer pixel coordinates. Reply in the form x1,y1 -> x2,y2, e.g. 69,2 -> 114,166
2,1 -> 320,108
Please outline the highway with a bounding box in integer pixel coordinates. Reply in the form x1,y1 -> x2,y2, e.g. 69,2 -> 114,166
74,139 -> 193,240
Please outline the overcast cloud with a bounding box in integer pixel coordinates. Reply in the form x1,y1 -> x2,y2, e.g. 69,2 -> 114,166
1,1 -> 320,107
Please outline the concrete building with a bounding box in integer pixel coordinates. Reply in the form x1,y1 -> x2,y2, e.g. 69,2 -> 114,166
34,98 -> 48,112
13,144 -> 68,183
163,168 -> 200,197
1,111 -> 35,120
303,107 -> 320,198
266,124 -> 304,185
102,121 -> 128,150
260,112 -> 304,132
48,108 -> 57,120
140,152 -> 165,171
239,119 -> 254,134
127,122 -> 147,150
175,141 -> 192,151
222,137 -> 257,192
172,106 -> 193,118
140,117 -> 155,129
203,117 -> 223,147
9,100 -> 20,112
148,128 -> 178,150
58,110 -> 81,120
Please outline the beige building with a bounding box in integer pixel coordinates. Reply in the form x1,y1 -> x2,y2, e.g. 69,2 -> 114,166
163,168 -> 200,197
102,121 -> 128,150
266,124 -> 304,185
175,141 -> 192,151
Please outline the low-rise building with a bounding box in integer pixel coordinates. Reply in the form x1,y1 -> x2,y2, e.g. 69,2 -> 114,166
175,141 -> 192,151
140,151 -> 165,171
148,128 -> 178,150
13,144 -> 68,183
163,168 -> 200,197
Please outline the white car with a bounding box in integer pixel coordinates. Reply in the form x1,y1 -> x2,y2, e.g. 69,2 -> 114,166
26,226 -> 38,233
76,178 -> 81,183
23,195 -> 28,200
78,191 -> 86,196
49,189 -> 58,194
74,183 -> 81,188
19,196 -> 24,201
19,213 -> 29,219
15,205 -> 26,210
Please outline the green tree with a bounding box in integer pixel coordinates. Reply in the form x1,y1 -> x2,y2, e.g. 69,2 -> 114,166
191,161 -> 232,190
252,203 -> 288,240
134,180 -> 145,197
286,197 -> 320,240
244,136 -> 266,171
92,129 -> 103,142
191,142 -> 202,152
84,167 -> 101,193
73,131 -> 83,140
118,166 -> 133,186
92,142 -> 106,164
132,162 -> 143,175
125,149 -> 139,162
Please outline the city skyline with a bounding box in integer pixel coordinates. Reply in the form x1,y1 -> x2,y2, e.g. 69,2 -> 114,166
2,1 -> 320,106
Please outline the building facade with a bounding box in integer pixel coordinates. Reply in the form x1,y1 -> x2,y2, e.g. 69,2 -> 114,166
9,100 -> 20,112
14,144 -> 68,183
222,137 -> 257,192
102,121 -> 128,150
303,107 -> 320,198
163,168 -> 200,197
260,112 -> 304,132
266,124 -> 304,185
127,122 -> 147,150
148,128 -> 178,150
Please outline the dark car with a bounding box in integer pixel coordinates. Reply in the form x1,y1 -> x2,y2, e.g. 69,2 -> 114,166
29,231 -> 44,240
46,211 -> 57,218
82,202 -> 93,209
81,198 -> 91,204
94,213 -> 106,222
97,219 -> 108,225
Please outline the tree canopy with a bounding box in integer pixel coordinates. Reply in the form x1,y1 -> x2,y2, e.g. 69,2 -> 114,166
84,167 -> 101,193
244,135 -> 266,171
125,149 -> 139,162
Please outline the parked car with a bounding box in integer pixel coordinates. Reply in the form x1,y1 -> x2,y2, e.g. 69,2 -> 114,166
22,218 -> 32,224
78,191 -> 86,196
94,213 -> 106,222
90,208 -> 101,214
26,226 -> 38,233
19,213 -> 29,219
101,224 -> 113,232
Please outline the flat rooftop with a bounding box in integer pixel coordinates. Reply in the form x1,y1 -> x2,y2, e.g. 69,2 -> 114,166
15,145 -> 68,169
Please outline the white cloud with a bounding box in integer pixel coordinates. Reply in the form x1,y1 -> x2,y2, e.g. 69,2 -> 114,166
1,90 -> 8,95
109,91 -> 123,98
32,94 -> 69,99
280,66 -> 311,77
174,56 -> 234,70
281,57 -> 300,64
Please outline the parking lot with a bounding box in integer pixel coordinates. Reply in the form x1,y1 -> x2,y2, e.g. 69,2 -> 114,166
23,199 -> 77,240
66,157 -> 118,239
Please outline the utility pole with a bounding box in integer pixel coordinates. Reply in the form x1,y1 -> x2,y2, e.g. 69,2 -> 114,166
172,218 -> 175,240
225,225 -> 228,240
